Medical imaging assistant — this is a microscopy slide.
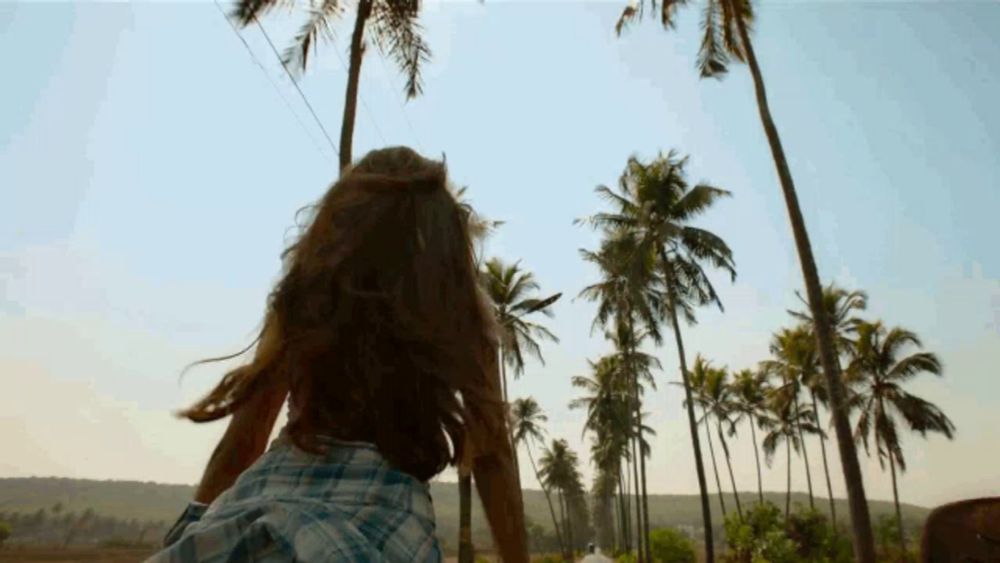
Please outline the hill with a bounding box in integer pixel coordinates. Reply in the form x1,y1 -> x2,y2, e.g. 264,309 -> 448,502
0,477 -> 930,547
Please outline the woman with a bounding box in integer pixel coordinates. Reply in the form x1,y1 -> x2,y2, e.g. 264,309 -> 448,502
149,147 -> 527,562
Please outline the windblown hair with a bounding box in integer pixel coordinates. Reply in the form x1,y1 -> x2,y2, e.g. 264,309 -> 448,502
181,147 -> 500,481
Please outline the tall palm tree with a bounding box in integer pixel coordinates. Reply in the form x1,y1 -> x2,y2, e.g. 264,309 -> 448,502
572,353 -> 654,557
481,257 -> 560,507
581,151 -> 735,563
760,390 -> 821,521
687,356 -> 728,520
728,368 -> 769,504
453,186 -> 498,562
233,0 -> 430,171
539,439 -> 584,560
847,321 -> 956,554
578,230 -> 664,563
614,4 -> 876,559
510,397 -> 566,556
761,327 -> 818,511
698,362 -> 744,520
791,284 -> 869,529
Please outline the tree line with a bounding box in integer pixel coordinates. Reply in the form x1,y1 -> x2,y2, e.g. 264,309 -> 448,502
0,504 -> 170,549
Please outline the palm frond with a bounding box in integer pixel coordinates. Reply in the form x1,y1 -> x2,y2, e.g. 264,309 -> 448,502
282,0 -> 343,72
369,0 -> 430,99
697,0 -> 729,78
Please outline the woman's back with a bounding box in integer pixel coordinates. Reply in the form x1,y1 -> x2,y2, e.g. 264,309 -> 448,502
146,147 -> 526,562
152,434 -> 440,562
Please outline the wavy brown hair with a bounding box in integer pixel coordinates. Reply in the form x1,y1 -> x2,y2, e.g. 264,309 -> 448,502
180,147 -> 501,481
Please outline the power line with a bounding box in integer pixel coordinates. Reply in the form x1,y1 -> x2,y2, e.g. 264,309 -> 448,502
252,16 -> 341,158
374,49 -> 425,153
327,37 -> 388,148
213,0 -> 335,164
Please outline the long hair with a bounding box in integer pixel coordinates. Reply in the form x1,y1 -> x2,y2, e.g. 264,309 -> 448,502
180,147 -> 500,481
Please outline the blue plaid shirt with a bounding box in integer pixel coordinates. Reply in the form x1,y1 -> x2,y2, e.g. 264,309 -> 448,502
147,433 -> 442,562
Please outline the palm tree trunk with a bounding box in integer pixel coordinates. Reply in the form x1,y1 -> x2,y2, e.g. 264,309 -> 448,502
663,283 -> 715,563
812,391 -> 837,529
718,421 -> 743,520
793,391 -> 815,510
702,408 -> 727,519
889,438 -> 907,555
630,433 -> 644,562
619,467 -> 631,555
626,321 -> 652,563
639,439 -> 652,563
785,437 -> 792,521
561,490 -> 575,559
526,443 -> 565,555
458,474 -> 474,563
338,0 -> 373,172
750,422 -> 764,504
733,16 -> 876,563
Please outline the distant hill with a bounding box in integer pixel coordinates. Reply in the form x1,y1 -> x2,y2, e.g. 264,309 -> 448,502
0,477 -> 930,547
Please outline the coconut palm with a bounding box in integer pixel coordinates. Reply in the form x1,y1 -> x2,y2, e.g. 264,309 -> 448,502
539,439 -> 584,560
789,284 -> 868,529
578,230 -> 664,562
232,0 -> 430,171
580,151 -> 735,562
686,356 -> 728,520
510,397 -> 566,556
696,362 -> 744,520
760,390 -> 821,521
481,256 -> 560,518
760,327 -> 818,511
789,284 -> 869,355
614,4 -> 876,558
847,321 -> 956,554
728,368 -> 769,504
454,186 -> 500,562
481,258 -> 561,404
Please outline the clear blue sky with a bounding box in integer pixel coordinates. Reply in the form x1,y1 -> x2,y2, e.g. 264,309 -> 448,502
2,1 -> 997,508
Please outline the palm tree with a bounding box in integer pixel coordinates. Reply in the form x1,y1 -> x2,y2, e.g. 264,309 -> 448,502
539,439 -> 584,560
453,186 -> 499,562
760,390 -> 820,521
233,0 -> 430,171
699,362 -> 744,520
580,151 -> 735,563
791,284 -> 869,529
510,397 -> 566,556
687,356 -> 728,520
572,353 -> 650,556
761,327 -> 818,511
481,257 -> 560,511
847,321 -> 956,554
481,258 -> 561,405
728,368 -> 769,504
578,231 -> 664,563
614,4 -> 876,559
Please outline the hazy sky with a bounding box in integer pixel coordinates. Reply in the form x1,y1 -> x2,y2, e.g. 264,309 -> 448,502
2,1 -> 998,509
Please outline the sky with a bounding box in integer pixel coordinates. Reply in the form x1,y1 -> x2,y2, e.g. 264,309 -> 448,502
1,1 -> 998,510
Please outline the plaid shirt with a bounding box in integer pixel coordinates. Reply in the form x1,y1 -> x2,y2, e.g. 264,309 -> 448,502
147,433 -> 441,562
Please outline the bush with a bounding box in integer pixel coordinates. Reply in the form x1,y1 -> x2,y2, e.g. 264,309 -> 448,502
723,503 -> 851,563
649,528 -> 696,563
723,502 -> 797,563
0,521 -> 11,548
615,552 -> 638,563
786,508 -> 852,563
530,555 -> 563,563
